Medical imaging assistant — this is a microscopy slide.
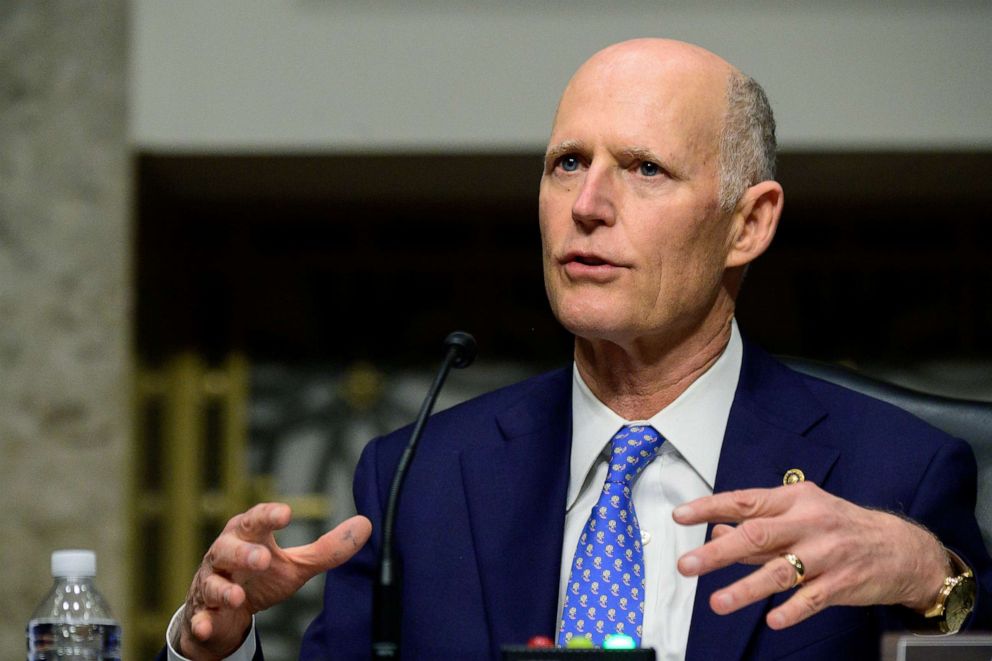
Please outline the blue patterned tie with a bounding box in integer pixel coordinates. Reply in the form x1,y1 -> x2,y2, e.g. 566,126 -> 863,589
558,424 -> 664,647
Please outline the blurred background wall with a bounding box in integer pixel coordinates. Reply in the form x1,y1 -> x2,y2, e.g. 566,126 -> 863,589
131,1 -> 992,150
1,1 -> 990,658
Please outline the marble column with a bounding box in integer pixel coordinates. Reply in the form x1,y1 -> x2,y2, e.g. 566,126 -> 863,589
0,0 -> 129,651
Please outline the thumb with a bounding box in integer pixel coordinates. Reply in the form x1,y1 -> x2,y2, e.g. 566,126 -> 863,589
288,515 -> 372,576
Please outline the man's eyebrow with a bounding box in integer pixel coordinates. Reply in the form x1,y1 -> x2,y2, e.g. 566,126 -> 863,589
618,146 -> 660,162
619,145 -> 684,180
544,139 -> 585,163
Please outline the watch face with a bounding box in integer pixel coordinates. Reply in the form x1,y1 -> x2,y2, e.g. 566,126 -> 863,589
944,577 -> 977,634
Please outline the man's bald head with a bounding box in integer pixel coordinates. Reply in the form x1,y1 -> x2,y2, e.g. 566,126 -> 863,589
573,38 -> 735,85
557,38 -> 776,213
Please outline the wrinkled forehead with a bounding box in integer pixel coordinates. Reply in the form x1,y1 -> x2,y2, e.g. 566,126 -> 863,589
551,46 -> 730,163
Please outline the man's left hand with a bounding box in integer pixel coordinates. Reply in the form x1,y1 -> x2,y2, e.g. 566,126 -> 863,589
673,481 -> 951,629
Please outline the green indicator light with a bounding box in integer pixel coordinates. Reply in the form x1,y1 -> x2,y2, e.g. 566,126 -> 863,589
566,636 -> 595,649
603,634 -> 636,649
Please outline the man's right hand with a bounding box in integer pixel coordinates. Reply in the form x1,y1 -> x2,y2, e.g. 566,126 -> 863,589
178,502 -> 372,660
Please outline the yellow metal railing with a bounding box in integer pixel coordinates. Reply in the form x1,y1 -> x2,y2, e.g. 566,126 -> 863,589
128,353 -> 250,659
126,356 -> 400,658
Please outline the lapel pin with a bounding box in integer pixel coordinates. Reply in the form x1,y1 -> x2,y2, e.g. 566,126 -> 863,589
783,468 -> 805,485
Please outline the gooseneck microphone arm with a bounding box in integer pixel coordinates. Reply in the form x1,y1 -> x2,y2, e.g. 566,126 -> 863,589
372,331 -> 477,659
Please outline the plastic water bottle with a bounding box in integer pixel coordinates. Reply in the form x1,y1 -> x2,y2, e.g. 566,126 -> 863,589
26,549 -> 121,661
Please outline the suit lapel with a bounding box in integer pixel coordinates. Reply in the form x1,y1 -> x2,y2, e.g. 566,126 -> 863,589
460,369 -> 572,652
686,342 -> 840,661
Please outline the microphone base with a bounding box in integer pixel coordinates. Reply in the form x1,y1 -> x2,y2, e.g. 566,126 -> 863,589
372,580 -> 402,659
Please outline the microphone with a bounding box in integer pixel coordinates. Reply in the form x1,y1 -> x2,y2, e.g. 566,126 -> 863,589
372,331 -> 477,659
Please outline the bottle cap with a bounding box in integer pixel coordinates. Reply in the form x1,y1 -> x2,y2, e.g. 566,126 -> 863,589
51,550 -> 96,577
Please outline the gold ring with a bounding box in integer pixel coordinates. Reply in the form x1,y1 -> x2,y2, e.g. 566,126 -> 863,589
782,552 -> 805,587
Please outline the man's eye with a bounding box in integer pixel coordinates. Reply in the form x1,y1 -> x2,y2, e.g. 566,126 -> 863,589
560,155 -> 581,172
639,162 -> 661,177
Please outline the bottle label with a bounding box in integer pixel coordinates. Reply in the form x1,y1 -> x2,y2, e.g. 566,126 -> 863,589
27,619 -> 121,660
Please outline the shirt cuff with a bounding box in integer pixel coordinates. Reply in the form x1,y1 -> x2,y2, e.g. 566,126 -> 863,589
165,606 -> 257,661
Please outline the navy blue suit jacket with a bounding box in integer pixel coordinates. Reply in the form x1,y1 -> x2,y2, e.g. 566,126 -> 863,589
158,341 -> 988,661
298,341 -> 991,659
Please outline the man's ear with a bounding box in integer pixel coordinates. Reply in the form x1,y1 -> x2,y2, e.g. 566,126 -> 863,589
726,180 -> 783,268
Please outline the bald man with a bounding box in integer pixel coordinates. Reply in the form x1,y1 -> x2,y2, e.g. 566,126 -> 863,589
165,39 -> 991,661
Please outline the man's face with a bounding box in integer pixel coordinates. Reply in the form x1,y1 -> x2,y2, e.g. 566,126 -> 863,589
539,45 -> 737,348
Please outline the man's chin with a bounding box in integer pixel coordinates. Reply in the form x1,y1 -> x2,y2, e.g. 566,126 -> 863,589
548,291 -> 652,343
556,315 -> 636,346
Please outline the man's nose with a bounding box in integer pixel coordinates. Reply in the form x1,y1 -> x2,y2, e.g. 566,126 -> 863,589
571,166 -> 616,230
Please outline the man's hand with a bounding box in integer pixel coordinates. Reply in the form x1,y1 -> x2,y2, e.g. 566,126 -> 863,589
178,502 -> 372,660
673,482 -> 951,630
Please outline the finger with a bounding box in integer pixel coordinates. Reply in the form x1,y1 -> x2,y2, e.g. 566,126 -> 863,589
710,523 -> 783,566
679,517 -> 798,576
709,525 -> 778,565
199,573 -> 246,610
204,535 -> 272,575
708,555 -> 808,615
674,486 -> 799,526
229,502 -> 293,542
189,608 -> 215,642
288,515 -> 373,575
711,523 -> 733,537
766,581 -> 831,629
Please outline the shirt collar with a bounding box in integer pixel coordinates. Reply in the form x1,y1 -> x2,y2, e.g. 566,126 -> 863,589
567,319 -> 743,510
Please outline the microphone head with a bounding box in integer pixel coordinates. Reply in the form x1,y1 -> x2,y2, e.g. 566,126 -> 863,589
444,331 -> 477,369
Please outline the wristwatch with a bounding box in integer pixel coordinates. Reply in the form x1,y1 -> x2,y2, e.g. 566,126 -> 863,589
923,550 -> 977,634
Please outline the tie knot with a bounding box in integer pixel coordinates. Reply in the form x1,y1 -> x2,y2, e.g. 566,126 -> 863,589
606,425 -> 664,485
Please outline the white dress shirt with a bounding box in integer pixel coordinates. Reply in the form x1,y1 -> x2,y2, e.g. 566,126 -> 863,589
168,321 -> 743,660
559,321 -> 742,659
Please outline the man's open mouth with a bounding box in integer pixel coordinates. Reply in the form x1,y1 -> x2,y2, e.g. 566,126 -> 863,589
574,255 -> 608,266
